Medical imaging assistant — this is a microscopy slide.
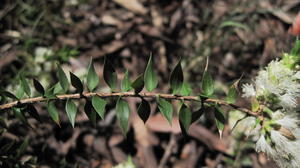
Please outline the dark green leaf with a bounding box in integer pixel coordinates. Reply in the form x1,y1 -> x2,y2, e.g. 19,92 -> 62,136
17,137 -> 29,157
179,104 -> 192,133
13,108 -> 28,125
65,99 -> 77,128
144,54 -> 158,91
87,60 -> 99,91
116,97 -> 131,135
57,64 -> 69,93
201,71 -> 214,96
33,78 -> 45,96
180,82 -> 192,96
170,59 -> 183,94
0,90 -> 18,100
84,99 -> 97,126
70,72 -> 83,93
131,74 -> 144,93
103,57 -> 118,91
157,97 -> 173,125
23,104 -> 41,122
137,99 -> 151,123
92,95 -> 107,119
47,100 -> 60,126
121,70 -> 131,92
191,107 -> 204,123
214,106 -> 226,138
20,76 -> 31,97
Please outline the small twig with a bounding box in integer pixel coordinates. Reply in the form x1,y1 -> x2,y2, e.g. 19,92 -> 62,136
158,133 -> 177,168
0,91 -> 258,117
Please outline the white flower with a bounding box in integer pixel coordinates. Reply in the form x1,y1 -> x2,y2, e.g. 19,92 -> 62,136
244,60 -> 300,109
255,135 -> 274,156
279,93 -> 297,108
242,83 -> 255,98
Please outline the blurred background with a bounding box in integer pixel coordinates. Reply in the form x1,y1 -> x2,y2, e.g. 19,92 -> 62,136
0,0 -> 299,167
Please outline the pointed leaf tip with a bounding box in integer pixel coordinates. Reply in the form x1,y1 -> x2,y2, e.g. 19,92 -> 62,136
179,104 -> 192,134
144,54 -> 158,91
170,59 -> 183,94
70,72 -> 83,93
57,64 -> 69,93
116,97 -> 131,135
33,78 -> 45,96
157,97 -> 173,125
92,95 -> 107,119
20,76 -> 31,97
201,71 -> 214,96
214,106 -> 225,138
131,74 -> 144,93
87,60 -> 99,91
84,100 -> 97,126
103,57 -> 118,91
66,99 -> 77,128
137,99 -> 151,123
121,70 -> 132,92
47,100 -> 60,125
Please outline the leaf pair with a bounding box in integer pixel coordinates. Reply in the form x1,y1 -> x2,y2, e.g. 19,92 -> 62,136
83,96 -> 107,126
105,54 -> 159,93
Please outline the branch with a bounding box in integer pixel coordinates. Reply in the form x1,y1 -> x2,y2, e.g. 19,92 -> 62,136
0,91 -> 258,117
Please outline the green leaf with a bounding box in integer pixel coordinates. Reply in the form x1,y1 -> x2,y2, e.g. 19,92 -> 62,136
16,85 -> 25,99
57,64 -> 69,93
47,100 -> 60,126
17,137 -> 29,158
87,60 -> 99,91
251,99 -> 260,112
33,78 -> 45,96
226,85 -> 238,104
20,76 -> 31,97
214,106 -> 226,138
23,104 -> 41,122
291,39 -> 300,57
170,59 -> 183,94
137,98 -> 151,123
53,82 -> 64,95
0,90 -> 19,100
44,83 -> 62,98
116,97 -> 131,135
157,97 -> 173,125
180,82 -> 192,96
13,108 -> 28,125
92,95 -> 107,119
144,54 -> 158,91
201,71 -> 214,96
84,99 -> 97,126
179,104 -> 192,133
65,99 -> 77,128
121,70 -> 132,92
131,74 -> 144,93
103,57 -> 118,91
70,72 -> 83,93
